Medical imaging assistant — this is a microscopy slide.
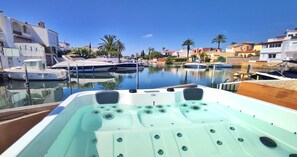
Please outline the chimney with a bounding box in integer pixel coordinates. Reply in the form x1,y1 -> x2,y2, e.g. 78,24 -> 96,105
38,21 -> 45,28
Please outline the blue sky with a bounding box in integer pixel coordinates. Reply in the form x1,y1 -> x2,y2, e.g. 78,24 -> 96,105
1,0 -> 297,55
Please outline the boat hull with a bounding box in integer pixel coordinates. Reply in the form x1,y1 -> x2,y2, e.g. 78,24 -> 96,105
53,65 -> 114,73
115,63 -> 144,72
209,64 -> 233,69
183,63 -> 208,69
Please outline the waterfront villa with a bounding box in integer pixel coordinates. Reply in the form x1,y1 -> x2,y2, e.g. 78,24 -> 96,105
226,42 -> 255,53
0,11 -> 59,69
162,50 -> 176,57
191,48 -> 235,62
259,28 -> 297,62
161,49 -> 192,58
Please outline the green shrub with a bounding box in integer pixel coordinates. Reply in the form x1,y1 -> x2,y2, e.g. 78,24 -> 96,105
165,57 -> 173,65
217,56 -> 226,62
174,58 -> 188,62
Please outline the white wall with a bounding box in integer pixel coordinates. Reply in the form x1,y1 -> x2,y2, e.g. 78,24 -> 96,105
15,43 -> 45,57
176,49 -> 193,58
225,48 -> 234,53
0,14 -> 15,47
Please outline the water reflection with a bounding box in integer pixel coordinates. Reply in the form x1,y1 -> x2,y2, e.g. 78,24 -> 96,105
0,66 -> 241,109
98,75 -> 123,90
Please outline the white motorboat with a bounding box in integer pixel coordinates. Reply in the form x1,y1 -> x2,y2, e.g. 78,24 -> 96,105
183,63 -> 208,69
209,62 -> 233,69
115,63 -> 144,72
251,59 -> 297,80
4,59 -> 67,81
51,59 -> 114,73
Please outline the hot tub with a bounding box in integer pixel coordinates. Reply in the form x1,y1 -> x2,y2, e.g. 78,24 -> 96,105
2,87 -> 297,157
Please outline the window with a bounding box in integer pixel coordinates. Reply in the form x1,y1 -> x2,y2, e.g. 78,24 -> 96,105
19,46 -> 22,50
268,54 -> 276,58
30,46 -> 32,51
23,25 -> 30,34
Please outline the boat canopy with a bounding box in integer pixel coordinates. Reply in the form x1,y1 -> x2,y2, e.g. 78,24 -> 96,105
23,59 -> 46,70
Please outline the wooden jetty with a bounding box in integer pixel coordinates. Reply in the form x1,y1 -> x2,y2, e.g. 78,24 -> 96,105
0,102 -> 60,153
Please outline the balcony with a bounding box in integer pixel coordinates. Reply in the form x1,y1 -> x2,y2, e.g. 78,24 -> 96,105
260,47 -> 282,54
13,30 -> 22,36
3,48 -> 20,57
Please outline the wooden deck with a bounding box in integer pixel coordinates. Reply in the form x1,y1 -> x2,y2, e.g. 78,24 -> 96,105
237,82 -> 297,110
0,102 -> 60,153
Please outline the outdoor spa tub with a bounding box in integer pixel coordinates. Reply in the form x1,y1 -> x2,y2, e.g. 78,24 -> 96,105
2,86 -> 297,157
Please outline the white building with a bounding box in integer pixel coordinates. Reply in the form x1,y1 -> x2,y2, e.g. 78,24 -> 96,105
259,29 -> 297,62
0,11 -> 59,68
173,49 -> 193,58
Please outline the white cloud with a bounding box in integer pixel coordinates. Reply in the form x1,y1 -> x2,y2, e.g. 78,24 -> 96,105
142,33 -> 153,38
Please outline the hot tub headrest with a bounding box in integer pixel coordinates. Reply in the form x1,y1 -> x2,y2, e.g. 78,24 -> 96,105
95,91 -> 119,104
183,88 -> 203,100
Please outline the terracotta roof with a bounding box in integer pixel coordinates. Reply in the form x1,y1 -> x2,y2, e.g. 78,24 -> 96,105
165,50 -> 176,53
236,50 -> 259,53
258,40 -> 283,45
242,42 -> 255,45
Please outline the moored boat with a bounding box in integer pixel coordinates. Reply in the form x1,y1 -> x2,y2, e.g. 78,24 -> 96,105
51,59 -> 114,73
183,62 -> 208,69
251,59 -> 297,80
4,59 -> 67,81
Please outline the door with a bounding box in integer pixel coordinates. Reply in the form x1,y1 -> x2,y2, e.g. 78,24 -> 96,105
8,57 -> 13,68
0,57 -> 3,70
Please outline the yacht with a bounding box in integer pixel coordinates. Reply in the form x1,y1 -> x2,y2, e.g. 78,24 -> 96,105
4,59 -> 67,81
51,59 -> 114,73
208,62 -> 233,69
251,59 -> 297,80
183,62 -> 208,69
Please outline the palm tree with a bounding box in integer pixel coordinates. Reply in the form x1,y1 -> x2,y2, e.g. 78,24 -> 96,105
162,47 -> 166,52
99,35 -> 117,53
98,35 -> 126,62
115,40 -> 125,63
182,39 -> 195,60
231,42 -> 237,46
147,47 -> 155,60
212,34 -> 227,50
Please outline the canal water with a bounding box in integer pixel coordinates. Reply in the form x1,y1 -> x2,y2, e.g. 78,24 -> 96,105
0,66 -> 241,109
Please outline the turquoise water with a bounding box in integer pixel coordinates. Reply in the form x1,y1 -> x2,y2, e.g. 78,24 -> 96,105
18,100 -> 297,157
0,66 -> 241,109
